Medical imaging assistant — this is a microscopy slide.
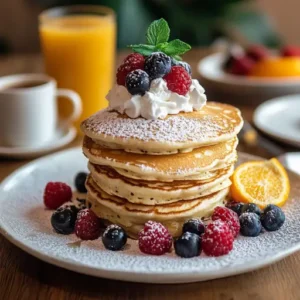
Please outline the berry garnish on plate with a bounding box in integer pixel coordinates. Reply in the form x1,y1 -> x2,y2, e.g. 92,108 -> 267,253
144,52 -> 171,80
261,204 -> 285,231
44,182 -> 72,210
164,66 -> 192,95
239,212 -> 262,237
212,206 -> 240,238
246,45 -> 269,62
51,205 -> 78,234
102,224 -> 127,251
174,232 -> 201,258
74,172 -> 88,193
138,221 -> 172,255
241,203 -> 262,217
171,58 -> 192,75
202,220 -> 234,256
116,53 -> 145,86
125,69 -> 150,95
226,201 -> 244,216
75,209 -> 101,240
229,56 -> 255,76
182,218 -> 205,236
281,46 -> 300,57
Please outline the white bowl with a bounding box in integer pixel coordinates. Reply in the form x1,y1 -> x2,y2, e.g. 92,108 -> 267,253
197,53 -> 300,105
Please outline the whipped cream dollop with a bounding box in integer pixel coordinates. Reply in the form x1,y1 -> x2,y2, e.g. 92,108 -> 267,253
106,78 -> 207,120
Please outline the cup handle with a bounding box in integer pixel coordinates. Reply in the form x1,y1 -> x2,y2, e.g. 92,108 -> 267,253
56,89 -> 82,128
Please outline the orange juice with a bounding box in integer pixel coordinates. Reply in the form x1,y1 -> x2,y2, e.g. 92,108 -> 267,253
39,9 -> 116,131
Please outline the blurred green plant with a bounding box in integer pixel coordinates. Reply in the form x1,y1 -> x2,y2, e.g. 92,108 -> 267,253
40,0 -> 281,48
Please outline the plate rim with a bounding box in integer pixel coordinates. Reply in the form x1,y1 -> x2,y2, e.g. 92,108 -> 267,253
1,148 -> 300,283
253,96 -> 300,148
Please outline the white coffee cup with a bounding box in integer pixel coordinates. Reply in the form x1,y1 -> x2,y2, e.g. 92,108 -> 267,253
0,74 -> 82,147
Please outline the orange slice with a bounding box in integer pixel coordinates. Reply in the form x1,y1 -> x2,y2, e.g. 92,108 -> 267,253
231,158 -> 290,208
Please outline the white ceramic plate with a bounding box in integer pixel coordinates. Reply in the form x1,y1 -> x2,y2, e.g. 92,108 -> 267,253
254,95 -> 300,148
0,126 -> 76,159
0,148 -> 300,284
197,53 -> 300,105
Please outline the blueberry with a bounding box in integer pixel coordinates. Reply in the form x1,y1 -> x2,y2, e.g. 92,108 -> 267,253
261,204 -> 285,231
102,225 -> 127,251
144,52 -> 171,79
126,69 -> 150,95
226,201 -> 244,216
241,203 -> 262,216
239,212 -> 262,237
51,206 -> 78,234
75,172 -> 88,193
174,232 -> 201,258
182,218 -> 205,236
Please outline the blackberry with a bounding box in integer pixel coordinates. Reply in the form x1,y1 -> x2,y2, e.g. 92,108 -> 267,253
144,52 -> 171,79
125,69 -> 150,95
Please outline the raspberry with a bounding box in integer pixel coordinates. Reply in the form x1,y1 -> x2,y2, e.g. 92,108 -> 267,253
138,221 -> 172,255
74,209 -> 101,240
212,206 -> 240,238
202,220 -> 234,256
163,66 -> 191,95
229,56 -> 255,75
246,45 -> 269,61
281,46 -> 300,57
116,53 -> 145,86
43,182 -> 72,210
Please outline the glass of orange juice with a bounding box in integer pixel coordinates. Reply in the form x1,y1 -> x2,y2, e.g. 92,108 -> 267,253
39,6 -> 116,132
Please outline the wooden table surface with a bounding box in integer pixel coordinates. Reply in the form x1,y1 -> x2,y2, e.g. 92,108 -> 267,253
0,50 -> 298,300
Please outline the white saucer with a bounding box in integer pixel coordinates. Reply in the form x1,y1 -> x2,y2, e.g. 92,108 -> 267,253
0,126 -> 76,159
253,95 -> 300,148
0,148 -> 300,283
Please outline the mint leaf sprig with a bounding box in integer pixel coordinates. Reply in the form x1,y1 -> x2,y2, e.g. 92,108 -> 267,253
128,18 -> 191,60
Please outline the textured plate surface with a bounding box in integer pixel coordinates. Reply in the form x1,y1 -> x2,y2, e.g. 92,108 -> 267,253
0,148 -> 300,283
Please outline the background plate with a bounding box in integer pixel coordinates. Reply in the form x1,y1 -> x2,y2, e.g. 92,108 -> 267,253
0,148 -> 300,284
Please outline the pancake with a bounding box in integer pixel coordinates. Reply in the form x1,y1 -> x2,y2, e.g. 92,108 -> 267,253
83,136 -> 238,180
86,175 -> 229,238
81,102 -> 243,155
89,162 -> 233,205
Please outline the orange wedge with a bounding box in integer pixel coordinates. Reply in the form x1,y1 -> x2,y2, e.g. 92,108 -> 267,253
231,158 -> 290,208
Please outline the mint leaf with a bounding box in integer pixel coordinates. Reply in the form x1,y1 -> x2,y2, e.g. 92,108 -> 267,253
163,39 -> 191,56
129,44 -> 157,56
173,55 -> 182,61
146,18 -> 170,45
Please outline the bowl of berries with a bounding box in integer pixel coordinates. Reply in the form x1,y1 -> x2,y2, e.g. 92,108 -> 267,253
198,45 -> 300,105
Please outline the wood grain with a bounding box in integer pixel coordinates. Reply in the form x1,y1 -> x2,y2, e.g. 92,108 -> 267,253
0,50 -> 299,300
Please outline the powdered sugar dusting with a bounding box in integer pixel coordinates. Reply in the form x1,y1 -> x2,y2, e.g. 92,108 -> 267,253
83,110 -> 233,143
1,149 -> 300,283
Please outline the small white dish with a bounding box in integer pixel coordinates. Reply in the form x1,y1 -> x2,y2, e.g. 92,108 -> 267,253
0,148 -> 300,283
0,126 -> 76,159
278,152 -> 300,175
253,95 -> 300,148
198,53 -> 300,105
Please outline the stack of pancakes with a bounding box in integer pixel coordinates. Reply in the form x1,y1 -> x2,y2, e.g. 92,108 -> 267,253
81,102 -> 243,238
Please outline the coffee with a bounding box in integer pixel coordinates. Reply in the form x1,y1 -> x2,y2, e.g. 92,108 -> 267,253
1,81 -> 46,90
